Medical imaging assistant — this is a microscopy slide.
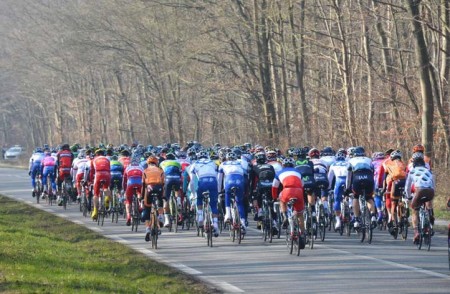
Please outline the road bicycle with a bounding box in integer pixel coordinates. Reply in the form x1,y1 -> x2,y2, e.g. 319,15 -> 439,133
228,187 -> 244,244
217,192 -> 225,233
80,181 -> 90,218
61,175 -> 72,210
147,188 -> 161,249
261,190 -> 274,243
35,171 -> 43,204
416,201 -> 432,251
45,173 -> 55,206
131,187 -> 140,232
273,201 -> 282,239
303,203 -> 316,249
97,180 -> 108,226
202,191 -> 214,247
315,198 -> 326,242
339,196 -> 352,236
356,191 -> 373,244
327,190 -> 335,231
168,186 -> 179,232
110,179 -> 121,224
397,196 -> 410,240
285,198 -> 304,256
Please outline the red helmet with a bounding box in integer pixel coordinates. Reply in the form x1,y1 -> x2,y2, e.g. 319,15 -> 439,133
308,148 -> 320,158
412,144 -> 425,153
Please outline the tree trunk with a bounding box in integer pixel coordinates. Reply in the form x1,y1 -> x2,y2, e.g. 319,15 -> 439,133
408,0 -> 435,157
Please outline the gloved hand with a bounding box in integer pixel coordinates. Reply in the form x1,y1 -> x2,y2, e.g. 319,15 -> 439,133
28,171 -> 31,176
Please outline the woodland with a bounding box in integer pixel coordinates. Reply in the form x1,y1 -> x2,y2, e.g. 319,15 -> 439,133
0,0 -> 449,167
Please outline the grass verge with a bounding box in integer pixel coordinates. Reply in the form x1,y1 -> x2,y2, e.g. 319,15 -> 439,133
0,195 -> 215,294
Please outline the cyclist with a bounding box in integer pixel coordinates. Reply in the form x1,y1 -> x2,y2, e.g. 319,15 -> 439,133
372,152 -> 386,223
56,143 -> 74,205
408,144 -> 432,170
41,150 -> 57,198
118,149 -> 131,171
218,152 -> 247,234
272,157 -> 306,248
28,147 -> 45,197
345,146 -> 377,229
250,151 -> 276,231
190,150 -> 220,237
404,152 -> 435,244
295,147 -> 317,221
267,149 -> 282,174
160,152 -> 182,227
327,150 -> 348,230
110,154 -> 124,206
123,150 -> 144,226
383,150 -> 407,236
71,149 -> 89,201
376,148 -> 395,223
309,148 -> 331,218
88,149 -> 111,220
320,146 -> 336,169
142,155 -> 165,241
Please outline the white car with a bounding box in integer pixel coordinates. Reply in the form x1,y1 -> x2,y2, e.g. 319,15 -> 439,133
4,146 -> 25,160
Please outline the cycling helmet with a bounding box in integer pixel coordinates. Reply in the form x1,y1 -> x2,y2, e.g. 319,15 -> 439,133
147,156 -> 159,165
210,151 -> 218,160
197,150 -> 209,159
354,146 -> 365,157
411,152 -> 425,165
412,144 -> 425,153
176,150 -> 187,159
226,152 -> 237,161
321,146 -> 335,156
385,148 -> 394,155
372,152 -> 385,160
282,157 -> 295,167
166,153 -> 176,160
61,143 -> 70,150
95,149 -> 105,156
121,149 -> 130,156
106,148 -> 114,156
390,149 -> 402,160
266,150 -> 277,161
232,147 -> 242,158
78,149 -> 86,158
308,148 -> 320,159
347,147 -> 355,157
335,151 -> 346,161
35,147 -> 43,153
255,152 -> 266,164
298,147 -> 308,158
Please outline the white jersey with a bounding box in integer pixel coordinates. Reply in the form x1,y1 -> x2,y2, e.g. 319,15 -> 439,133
311,158 -> 328,174
405,166 -> 434,199
320,156 -> 336,170
72,158 -> 89,178
29,152 -> 45,170
327,160 -> 348,188
347,156 -> 373,172
190,159 -> 217,179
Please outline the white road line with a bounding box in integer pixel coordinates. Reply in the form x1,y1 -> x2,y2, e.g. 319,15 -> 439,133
0,189 -> 32,194
327,246 -> 450,280
132,246 -> 244,293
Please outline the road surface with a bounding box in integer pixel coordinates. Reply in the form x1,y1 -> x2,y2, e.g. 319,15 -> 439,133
0,167 -> 449,293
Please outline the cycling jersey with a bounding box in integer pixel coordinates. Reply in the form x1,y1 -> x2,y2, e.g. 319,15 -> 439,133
346,156 -> 374,199
272,167 -> 304,212
91,155 -> 111,197
295,158 -> 315,192
218,160 -> 246,219
190,158 -> 218,214
123,164 -> 144,203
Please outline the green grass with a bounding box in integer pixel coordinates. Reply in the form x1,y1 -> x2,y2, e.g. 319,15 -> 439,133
0,195 -> 214,294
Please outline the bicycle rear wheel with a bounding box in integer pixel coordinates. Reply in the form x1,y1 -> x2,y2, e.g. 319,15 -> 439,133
206,213 -> 213,247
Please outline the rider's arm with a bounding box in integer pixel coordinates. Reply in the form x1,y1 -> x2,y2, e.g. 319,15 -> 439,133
327,166 -> 335,190
217,166 -> 224,192
404,171 -> 413,199
271,177 -> 280,201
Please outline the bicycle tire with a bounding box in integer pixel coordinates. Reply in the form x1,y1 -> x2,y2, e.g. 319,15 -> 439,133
367,211 -> 373,244
297,229 -> 302,256
401,218 -> 408,240
207,213 -> 213,247
426,232 -> 431,251
289,225 -> 294,255
319,205 -> 326,242
269,210 -> 273,243
152,222 -> 158,250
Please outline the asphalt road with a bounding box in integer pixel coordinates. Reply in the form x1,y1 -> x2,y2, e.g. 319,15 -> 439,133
1,167 -> 449,293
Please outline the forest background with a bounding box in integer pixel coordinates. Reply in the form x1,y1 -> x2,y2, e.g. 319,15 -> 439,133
0,0 -> 449,171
